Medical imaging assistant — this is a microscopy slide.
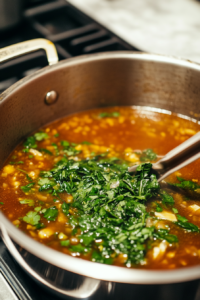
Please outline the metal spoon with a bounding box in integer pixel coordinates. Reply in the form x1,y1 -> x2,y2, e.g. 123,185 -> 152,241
128,131 -> 200,182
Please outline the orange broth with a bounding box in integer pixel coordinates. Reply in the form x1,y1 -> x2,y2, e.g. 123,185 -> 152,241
0,106 -> 200,270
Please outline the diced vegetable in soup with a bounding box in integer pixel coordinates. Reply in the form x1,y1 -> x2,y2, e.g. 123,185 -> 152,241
1,107 -> 200,270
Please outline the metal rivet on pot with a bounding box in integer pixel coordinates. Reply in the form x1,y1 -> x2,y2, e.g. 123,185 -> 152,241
45,91 -> 58,105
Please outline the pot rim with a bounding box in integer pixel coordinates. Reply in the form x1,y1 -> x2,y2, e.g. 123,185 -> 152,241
2,211 -> 200,285
1,51 -> 200,103
1,51 -> 200,284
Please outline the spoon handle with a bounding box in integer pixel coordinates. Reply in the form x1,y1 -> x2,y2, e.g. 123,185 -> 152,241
128,132 -> 200,182
153,131 -> 200,182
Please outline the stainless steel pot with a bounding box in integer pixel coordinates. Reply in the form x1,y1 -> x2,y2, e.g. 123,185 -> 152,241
0,39 -> 200,300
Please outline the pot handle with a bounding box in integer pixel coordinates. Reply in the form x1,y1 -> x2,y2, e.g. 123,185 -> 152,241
1,224 -> 100,299
0,38 -> 58,65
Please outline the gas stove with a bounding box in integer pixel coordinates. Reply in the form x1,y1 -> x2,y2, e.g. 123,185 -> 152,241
0,0 -> 138,94
1,1 -> 200,300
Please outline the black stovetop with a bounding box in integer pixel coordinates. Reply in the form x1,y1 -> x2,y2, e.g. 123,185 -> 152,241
0,1 -> 139,299
0,0 -> 138,94
1,1 -> 200,300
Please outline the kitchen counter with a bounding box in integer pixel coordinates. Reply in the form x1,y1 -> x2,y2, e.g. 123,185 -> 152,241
67,0 -> 200,63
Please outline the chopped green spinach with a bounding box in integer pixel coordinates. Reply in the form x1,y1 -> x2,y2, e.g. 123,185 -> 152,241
40,148 -> 53,155
26,174 -> 33,182
22,150 -> 199,266
172,207 -> 178,214
20,199 -> 35,206
23,136 -> 37,149
43,206 -> 58,221
99,112 -> 120,118
60,240 -> 70,246
82,141 -> 92,145
21,183 -> 35,193
9,161 -> 24,165
61,140 -> 80,156
140,149 -> 157,162
38,178 -> 56,191
172,177 -> 200,191
175,214 -> 199,232
154,228 -> 178,243
38,157 -> 171,265
52,143 -> 59,156
161,191 -> 175,206
155,202 -> 163,212
34,132 -> 49,141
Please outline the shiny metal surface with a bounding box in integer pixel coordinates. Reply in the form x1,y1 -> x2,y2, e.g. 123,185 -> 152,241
1,226 -> 100,299
0,272 -> 19,300
0,39 -> 58,65
1,49 -> 200,298
45,90 -> 58,105
1,222 -> 199,300
128,131 -> 200,182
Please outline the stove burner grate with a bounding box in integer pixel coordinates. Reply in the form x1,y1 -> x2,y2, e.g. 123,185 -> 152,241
0,0 -> 138,94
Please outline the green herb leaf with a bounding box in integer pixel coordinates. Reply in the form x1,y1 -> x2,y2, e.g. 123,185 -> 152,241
9,161 -> 24,165
43,206 -> 58,221
99,112 -> 120,118
140,149 -> 157,162
52,143 -> 59,156
70,244 -> 88,253
82,141 -> 92,145
62,203 -> 70,215
23,136 -> 37,149
34,206 -> 41,212
91,251 -> 113,264
177,214 -> 188,222
20,199 -> 35,206
80,234 -> 94,246
38,178 -> 55,186
60,240 -> 70,246
26,174 -> 33,182
161,191 -> 174,206
0,202 -> 4,205
23,211 -> 40,225
154,228 -> 178,243
172,177 -> 200,191
60,140 -> 80,156
35,223 -> 45,229
155,202 -> 163,212
61,140 -> 70,147
175,214 -> 199,232
172,208 -> 178,214
34,132 -> 49,141
21,183 -> 35,193
40,148 -> 53,155
112,112 -> 120,117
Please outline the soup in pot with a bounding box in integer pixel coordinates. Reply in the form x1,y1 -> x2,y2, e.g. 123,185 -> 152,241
0,106 -> 200,270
